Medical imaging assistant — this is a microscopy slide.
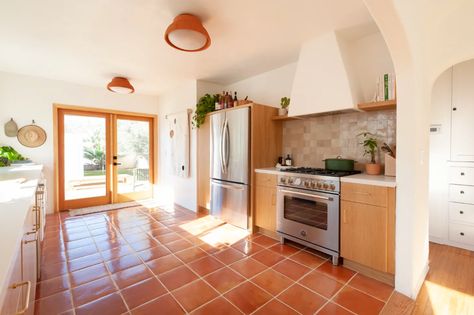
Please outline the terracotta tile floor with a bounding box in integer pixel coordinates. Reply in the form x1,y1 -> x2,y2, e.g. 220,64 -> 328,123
36,205 -> 394,314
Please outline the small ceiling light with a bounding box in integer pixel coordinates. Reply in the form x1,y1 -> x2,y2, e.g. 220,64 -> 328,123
107,77 -> 135,94
164,14 -> 211,52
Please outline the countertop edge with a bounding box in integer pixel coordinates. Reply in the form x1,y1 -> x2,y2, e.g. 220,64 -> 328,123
254,168 -> 397,188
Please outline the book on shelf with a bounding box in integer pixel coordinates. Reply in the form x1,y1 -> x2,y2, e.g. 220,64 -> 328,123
376,73 -> 396,102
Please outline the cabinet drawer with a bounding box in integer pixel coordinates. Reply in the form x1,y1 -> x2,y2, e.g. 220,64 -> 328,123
449,166 -> 474,185
449,184 -> 474,204
449,222 -> 474,245
255,173 -> 277,188
341,183 -> 388,207
449,202 -> 474,224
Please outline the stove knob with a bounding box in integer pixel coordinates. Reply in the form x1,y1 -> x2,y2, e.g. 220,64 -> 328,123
288,178 -> 294,184
304,181 -> 311,188
294,178 -> 302,185
311,181 -> 317,188
323,183 -> 329,189
329,184 -> 336,190
316,182 -> 322,189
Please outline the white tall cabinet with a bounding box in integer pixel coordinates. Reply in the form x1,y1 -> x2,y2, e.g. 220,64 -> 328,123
451,62 -> 474,161
430,60 -> 474,251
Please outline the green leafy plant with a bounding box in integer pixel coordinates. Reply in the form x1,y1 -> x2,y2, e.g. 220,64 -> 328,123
280,97 -> 290,109
0,146 -> 26,162
192,94 -> 218,128
358,132 -> 378,164
0,157 -> 10,167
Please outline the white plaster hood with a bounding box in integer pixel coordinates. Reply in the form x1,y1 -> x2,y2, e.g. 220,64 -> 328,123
289,31 -> 359,116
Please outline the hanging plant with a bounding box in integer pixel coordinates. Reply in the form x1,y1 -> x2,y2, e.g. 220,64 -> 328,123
192,94 -> 218,128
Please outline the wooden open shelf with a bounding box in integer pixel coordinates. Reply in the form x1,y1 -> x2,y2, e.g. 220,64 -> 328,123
271,115 -> 303,121
358,99 -> 396,111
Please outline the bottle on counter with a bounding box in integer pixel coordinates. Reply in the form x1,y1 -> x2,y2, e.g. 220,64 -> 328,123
285,154 -> 292,166
278,156 -> 283,165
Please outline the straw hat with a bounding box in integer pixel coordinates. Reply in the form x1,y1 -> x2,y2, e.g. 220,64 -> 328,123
17,123 -> 46,148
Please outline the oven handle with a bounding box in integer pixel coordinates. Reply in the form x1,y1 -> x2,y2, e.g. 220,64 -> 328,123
279,189 -> 333,201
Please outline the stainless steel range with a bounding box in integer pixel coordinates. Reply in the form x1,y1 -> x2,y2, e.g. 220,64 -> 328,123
276,167 -> 360,265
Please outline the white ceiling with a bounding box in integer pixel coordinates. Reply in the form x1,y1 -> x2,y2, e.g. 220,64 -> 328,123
0,0 -> 373,95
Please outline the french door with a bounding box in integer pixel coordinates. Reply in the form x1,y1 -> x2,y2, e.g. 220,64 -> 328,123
58,108 -> 154,210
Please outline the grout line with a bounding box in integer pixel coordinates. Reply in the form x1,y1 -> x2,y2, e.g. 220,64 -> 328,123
48,207 -> 390,315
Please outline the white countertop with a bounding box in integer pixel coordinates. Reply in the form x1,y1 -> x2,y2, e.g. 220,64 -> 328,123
255,167 -> 396,187
0,164 -> 43,302
341,173 -> 397,187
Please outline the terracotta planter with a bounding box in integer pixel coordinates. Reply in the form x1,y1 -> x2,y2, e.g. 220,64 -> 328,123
365,163 -> 382,175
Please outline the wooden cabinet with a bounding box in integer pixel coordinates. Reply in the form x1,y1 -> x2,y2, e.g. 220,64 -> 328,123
341,182 -> 395,274
255,173 -> 277,232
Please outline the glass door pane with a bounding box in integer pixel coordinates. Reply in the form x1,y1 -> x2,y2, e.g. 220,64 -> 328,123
116,117 -> 152,200
62,114 -> 109,201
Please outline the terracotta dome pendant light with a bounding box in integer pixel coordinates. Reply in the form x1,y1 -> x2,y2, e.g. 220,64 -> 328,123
164,14 -> 211,52
107,77 -> 135,94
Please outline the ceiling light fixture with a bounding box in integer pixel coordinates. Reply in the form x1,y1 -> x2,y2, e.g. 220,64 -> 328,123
164,14 -> 211,52
107,77 -> 135,94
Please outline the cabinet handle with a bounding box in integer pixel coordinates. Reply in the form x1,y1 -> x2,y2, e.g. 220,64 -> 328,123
460,232 -> 465,236
453,107 -> 457,111
460,191 -> 465,194
343,207 -> 347,224
461,172 -> 465,176
24,231 -> 38,244
460,211 -> 464,214
10,281 -> 31,314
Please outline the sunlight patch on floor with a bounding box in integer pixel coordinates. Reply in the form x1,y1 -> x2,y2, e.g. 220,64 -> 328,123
199,223 -> 250,247
178,215 -> 225,236
425,280 -> 474,314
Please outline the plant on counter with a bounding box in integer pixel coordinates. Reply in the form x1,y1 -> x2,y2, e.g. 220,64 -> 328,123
0,146 -> 26,162
0,157 -> 10,167
192,94 -> 218,128
358,132 -> 382,175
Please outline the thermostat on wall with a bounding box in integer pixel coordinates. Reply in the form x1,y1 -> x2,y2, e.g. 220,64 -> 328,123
430,124 -> 441,134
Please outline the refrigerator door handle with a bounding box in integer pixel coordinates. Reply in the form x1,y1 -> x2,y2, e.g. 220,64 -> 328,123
211,180 -> 245,191
224,119 -> 230,172
220,119 -> 226,174
221,118 -> 229,173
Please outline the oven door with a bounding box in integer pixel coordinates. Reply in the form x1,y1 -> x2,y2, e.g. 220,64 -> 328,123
276,186 -> 340,252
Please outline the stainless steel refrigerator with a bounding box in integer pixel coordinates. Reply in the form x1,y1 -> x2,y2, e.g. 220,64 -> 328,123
210,106 -> 249,229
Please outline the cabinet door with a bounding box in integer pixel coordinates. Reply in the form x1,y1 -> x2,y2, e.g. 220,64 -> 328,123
341,200 -> 388,272
452,63 -> 474,161
255,185 -> 277,232
0,247 -> 22,315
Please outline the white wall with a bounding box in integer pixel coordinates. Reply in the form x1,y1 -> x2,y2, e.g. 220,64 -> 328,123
0,71 -> 159,213
343,31 -> 395,103
225,63 -> 297,107
429,67 -> 452,241
155,81 -> 197,211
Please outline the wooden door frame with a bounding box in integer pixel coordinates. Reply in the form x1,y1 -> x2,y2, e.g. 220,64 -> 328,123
53,103 -> 158,212
113,114 -> 155,203
57,108 -> 113,210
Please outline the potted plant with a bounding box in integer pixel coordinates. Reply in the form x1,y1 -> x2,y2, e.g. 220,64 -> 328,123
358,132 -> 382,175
279,97 -> 290,116
192,94 -> 218,128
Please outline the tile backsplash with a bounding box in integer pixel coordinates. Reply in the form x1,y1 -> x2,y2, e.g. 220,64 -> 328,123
282,109 -> 396,168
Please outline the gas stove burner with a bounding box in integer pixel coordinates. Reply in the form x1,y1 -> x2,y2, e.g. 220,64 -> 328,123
285,167 -> 361,177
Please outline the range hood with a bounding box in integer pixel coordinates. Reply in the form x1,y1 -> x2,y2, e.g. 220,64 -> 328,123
289,31 -> 360,117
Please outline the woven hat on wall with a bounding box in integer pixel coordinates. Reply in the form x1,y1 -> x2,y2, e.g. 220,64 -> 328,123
4,118 -> 18,137
17,121 -> 47,148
